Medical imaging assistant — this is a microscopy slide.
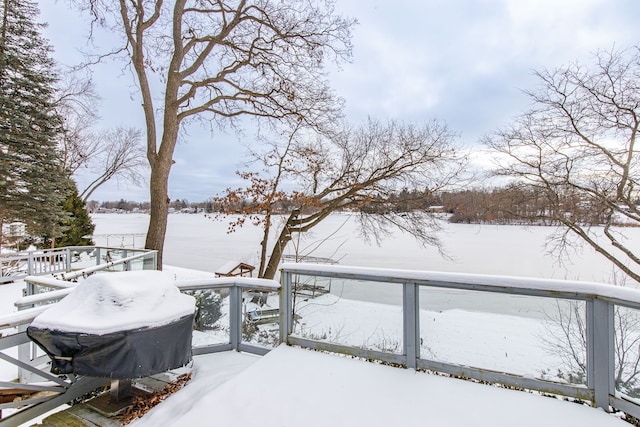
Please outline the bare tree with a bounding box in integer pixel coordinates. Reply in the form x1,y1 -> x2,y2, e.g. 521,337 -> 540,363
54,73 -> 147,202
77,0 -> 354,268
485,47 -> 640,283
53,72 -> 100,175
216,119 -> 467,279
78,127 -> 147,202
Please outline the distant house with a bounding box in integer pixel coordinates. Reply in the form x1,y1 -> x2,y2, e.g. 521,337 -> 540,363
7,222 -> 26,237
427,206 -> 445,213
215,261 -> 255,278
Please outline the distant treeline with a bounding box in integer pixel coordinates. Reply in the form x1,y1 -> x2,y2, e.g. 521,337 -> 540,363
88,199 -> 206,213
362,187 -> 634,225
91,186 -> 640,226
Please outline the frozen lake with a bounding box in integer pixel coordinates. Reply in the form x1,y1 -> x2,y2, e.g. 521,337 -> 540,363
92,212 -> 640,317
92,212 -> 640,284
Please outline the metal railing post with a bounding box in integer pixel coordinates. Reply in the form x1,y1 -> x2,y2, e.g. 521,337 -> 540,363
229,286 -> 242,350
587,298 -> 614,410
18,280 -> 36,383
17,324 -> 30,383
403,282 -> 419,369
27,251 -> 34,276
95,247 -> 101,266
65,248 -> 71,272
280,271 -> 293,344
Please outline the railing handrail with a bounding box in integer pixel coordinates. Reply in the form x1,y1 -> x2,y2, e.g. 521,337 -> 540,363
23,275 -> 76,289
279,263 -> 640,418
2,246 -> 149,256
58,251 -> 156,281
281,262 -> 640,308
14,286 -> 74,310
5,276 -> 279,331
175,277 -> 280,291
1,246 -> 158,285
0,306 -> 49,331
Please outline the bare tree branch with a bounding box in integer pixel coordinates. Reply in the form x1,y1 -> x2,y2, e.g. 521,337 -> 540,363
69,0 -> 355,267
78,127 -> 148,202
215,119 -> 468,279
485,46 -> 640,283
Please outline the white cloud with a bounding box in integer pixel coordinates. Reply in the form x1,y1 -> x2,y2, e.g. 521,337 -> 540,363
40,0 -> 640,200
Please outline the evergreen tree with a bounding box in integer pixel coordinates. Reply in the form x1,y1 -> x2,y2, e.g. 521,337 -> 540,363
54,180 -> 94,247
0,0 -> 69,242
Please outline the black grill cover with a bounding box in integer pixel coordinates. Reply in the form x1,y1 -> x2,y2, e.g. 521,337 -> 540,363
27,313 -> 194,379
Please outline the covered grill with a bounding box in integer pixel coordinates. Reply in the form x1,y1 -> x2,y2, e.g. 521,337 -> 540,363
27,270 -> 196,380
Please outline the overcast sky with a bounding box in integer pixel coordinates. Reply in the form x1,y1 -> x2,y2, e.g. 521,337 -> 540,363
38,0 -> 640,202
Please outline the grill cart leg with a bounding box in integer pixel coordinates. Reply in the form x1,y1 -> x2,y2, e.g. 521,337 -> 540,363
110,379 -> 132,402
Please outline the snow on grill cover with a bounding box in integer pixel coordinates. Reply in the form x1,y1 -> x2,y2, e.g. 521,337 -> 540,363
27,270 -> 196,379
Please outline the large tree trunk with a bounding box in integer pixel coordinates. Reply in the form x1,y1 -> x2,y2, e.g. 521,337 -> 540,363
261,211 -> 299,279
144,63 -> 180,269
257,212 -> 272,278
145,117 -> 178,270
109,0 -> 353,273
145,156 -> 172,270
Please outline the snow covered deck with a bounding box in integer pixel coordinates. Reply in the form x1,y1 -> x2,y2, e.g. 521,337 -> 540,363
131,345 -> 627,427
5,260 -> 640,425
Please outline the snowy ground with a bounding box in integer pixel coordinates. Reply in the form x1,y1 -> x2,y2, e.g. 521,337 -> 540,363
131,345 -> 627,427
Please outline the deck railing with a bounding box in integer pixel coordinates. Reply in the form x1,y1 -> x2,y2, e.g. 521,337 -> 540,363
175,277 -> 280,356
279,262 -> 640,419
3,259 -> 640,424
1,246 -> 157,285
0,273 -> 278,427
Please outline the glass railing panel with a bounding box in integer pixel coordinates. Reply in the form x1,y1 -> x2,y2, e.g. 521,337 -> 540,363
68,248 -> 97,270
126,258 -> 146,271
614,305 -> 640,402
186,288 -> 230,348
419,286 -> 587,386
241,289 -> 280,349
290,274 -> 404,354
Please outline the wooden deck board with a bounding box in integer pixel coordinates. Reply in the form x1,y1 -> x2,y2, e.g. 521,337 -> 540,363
33,372 -> 179,426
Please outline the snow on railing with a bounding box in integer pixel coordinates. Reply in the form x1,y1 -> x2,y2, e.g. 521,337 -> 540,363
175,277 -> 280,357
279,263 -> 640,418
